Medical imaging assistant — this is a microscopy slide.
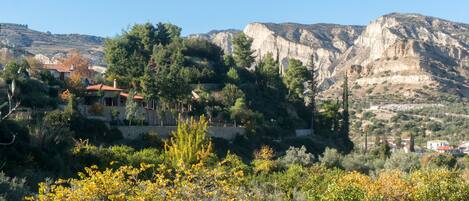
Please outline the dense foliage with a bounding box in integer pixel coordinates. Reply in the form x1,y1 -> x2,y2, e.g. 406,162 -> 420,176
2,21 -> 468,200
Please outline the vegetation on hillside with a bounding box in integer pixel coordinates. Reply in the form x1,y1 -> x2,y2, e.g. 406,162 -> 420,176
1,21 -> 468,200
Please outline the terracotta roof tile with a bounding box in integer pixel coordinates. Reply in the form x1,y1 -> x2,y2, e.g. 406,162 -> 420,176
437,146 -> 453,151
120,92 -> 144,100
86,84 -> 122,91
44,64 -> 72,73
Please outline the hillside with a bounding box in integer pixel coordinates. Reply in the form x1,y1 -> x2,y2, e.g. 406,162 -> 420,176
0,23 -> 105,65
196,13 -> 468,99
329,13 -> 469,98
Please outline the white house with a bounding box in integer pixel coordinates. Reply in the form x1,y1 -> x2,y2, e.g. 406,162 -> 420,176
427,140 -> 449,151
458,141 -> 469,154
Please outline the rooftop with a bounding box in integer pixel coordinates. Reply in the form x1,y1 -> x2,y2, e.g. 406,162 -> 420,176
437,146 -> 453,151
44,64 -> 73,73
86,84 -> 122,91
119,92 -> 143,100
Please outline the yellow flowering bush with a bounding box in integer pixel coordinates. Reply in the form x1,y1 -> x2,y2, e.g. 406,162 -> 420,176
29,160 -> 253,201
164,115 -> 213,167
252,145 -> 277,174
373,170 -> 413,201
410,168 -> 469,201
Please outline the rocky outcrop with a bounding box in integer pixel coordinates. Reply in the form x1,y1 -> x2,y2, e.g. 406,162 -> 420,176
330,13 -> 469,96
243,23 -> 364,79
0,23 -> 105,65
197,13 -> 468,97
192,23 -> 364,82
188,29 -> 240,54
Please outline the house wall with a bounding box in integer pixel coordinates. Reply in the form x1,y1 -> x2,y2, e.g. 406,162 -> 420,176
427,141 -> 449,151
78,105 -> 179,125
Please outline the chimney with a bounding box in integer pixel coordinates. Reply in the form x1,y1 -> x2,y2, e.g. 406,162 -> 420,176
113,79 -> 117,88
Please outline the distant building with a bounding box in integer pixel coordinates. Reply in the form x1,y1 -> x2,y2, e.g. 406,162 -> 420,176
43,64 -> 73,80
436,145 -> 455,154
85,80 -> 143,107
458,141 -> 469,154
427,140 -> 449,151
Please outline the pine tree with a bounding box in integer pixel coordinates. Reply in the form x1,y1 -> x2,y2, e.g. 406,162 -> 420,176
141,64 -> 158,109
232,32 -> 255,68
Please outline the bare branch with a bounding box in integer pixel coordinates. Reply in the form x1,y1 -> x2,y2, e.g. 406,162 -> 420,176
0,134 -> 15,146
1,101 -> 20,121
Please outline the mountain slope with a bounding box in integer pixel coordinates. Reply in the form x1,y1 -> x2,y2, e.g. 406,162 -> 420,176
188,29 -> 240,54
0,23 -> 105,65
328,13 -> 469,98
244,22 -> 364,81
196,13 -> 468,98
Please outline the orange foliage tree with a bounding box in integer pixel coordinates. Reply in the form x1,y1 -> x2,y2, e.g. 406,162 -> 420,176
60,50 -> 93,78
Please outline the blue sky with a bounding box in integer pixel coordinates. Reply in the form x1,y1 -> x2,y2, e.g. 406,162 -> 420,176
1,0 -> 468,37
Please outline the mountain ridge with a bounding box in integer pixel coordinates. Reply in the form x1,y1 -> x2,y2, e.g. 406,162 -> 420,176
196,13 -> 469,98
0,23 -> 106,65
1,13 -> 468,98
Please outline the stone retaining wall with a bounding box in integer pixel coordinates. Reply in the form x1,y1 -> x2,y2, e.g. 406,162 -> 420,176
117,126 -> 244,141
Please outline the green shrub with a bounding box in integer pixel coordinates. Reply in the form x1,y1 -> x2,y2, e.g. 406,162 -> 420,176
0,172 -> 31,201
421,153 -> 458,169
384,150 -> 420,172
320,148 -> 342,169
278,146 -> 315,167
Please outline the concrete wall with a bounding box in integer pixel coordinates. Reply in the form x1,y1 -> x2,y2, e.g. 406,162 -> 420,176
117,126 -> 244,141
295,129 -> 312,137
78,105 -> 178,125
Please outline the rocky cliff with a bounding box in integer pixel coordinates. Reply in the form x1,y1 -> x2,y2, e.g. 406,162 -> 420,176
244,22 -> 364,80
330,13 -> 469,97
188,29 -> 240,54
0,23 -> 105,65
198,13 -> 469,98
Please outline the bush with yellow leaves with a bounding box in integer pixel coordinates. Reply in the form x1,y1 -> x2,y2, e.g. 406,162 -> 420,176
252,145 -> 278,174
164,115 -> 213,167
28,162 -> 469,201
28,159 -> 254,201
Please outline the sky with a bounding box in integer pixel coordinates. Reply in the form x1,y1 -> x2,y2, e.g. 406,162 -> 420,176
1,0 -> 468,37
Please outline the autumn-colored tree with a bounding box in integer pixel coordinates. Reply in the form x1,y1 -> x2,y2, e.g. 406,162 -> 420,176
252,145 -> 277,174
60,50 -> 92,78
59,89 -> 71,103
65,73 -> 85,97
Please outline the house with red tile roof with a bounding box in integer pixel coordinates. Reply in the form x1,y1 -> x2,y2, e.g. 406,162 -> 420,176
43,64 -> 74,80
436,145 -> 455,154
85,80 -> 144,107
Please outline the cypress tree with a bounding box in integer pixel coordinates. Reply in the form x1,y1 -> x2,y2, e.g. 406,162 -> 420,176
409,132 -> 415,152
340,72 -> 353,152
342,73 -> 349,137
306,54 -> 318,136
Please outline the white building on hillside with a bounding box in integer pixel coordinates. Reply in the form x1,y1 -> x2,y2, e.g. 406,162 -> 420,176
458,141 -> 469,154
427,140 -> 449,151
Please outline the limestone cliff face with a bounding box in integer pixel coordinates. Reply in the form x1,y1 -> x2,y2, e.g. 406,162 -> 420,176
331,13 -> 469,96
197,13 -> 469,97
192,23 -> 364,82
188,29 -> 239,54
243,23 -> 364,80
